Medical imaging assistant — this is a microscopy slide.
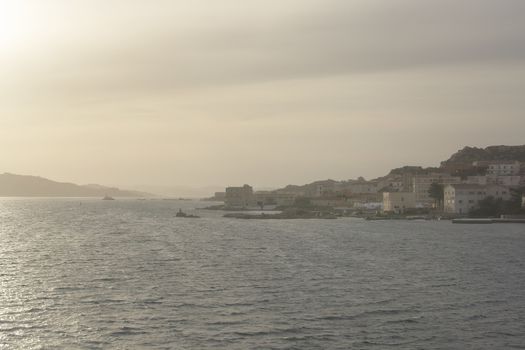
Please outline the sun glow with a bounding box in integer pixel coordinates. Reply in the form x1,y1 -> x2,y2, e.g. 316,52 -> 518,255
0,1 -> 43,53
0,2 -> 22,49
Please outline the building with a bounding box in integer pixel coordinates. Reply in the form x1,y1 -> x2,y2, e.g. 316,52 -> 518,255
485,161 -> 520,176
465,175 -> 522,187
253,191 -> 297,206
412,173 -> 461,206
488,175 -> 522,187
464,176 -> 488,185
304,181 -> 338,197
353,201 -> 383,210
341,181 -> 379,194
376,178 -> 405,192
225,184 -> 254,208
443,184 -> 511,214
383,192 -> 416,214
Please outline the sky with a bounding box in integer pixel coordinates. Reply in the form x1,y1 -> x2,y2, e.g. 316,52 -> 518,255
1,0 -> 525,193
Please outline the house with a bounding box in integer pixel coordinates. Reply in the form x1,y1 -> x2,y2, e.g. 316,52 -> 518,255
443,184 -> 511,214
383,192 -> 416,214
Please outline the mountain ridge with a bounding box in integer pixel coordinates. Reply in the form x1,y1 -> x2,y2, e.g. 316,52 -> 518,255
441,145 -> 525,166
0,172 -> 152,197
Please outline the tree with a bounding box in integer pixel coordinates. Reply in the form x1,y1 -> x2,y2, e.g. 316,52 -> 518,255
510,186 -> 525,206
428,182 -> 444,210
470,196 -> 503,217
294,197 -> 312,208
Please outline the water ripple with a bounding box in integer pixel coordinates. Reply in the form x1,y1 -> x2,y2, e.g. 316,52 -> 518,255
0,198 -> 524,349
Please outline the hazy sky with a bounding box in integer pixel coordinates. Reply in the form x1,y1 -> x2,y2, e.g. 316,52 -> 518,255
1,0 -> 525,190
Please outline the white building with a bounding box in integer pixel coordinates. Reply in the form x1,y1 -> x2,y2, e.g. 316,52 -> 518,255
486,161 -> 520,176
443,184 -> 511,215
465,175 -> 522,187
383,192 -> 416,214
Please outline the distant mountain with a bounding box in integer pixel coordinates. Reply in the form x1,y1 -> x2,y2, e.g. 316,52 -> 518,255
0,173 -> 152,197
441,145 -> 525,166
128,184 -> 227,198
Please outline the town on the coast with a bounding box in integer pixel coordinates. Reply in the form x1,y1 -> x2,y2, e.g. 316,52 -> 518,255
208,145 -> 525,220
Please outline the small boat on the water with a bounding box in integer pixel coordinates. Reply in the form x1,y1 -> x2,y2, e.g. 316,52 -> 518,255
102,195 -> 115,200
175,209 -> 200,218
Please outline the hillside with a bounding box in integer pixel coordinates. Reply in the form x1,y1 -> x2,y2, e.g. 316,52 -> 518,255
0,173 -> 151,197
270,144 -> 525,194
441,145 -> 525,166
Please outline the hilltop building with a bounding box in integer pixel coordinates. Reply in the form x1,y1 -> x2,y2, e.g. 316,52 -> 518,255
465,175 -> 522,187
376,177 -> 405,192
340,180 -> 379,194
303,180 -> 338,197
483,161 -> 521,176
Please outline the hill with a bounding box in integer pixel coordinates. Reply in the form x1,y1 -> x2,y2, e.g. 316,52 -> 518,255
0,173 -> 151,197
441,145 -> 525,166
269,144 -> 525,195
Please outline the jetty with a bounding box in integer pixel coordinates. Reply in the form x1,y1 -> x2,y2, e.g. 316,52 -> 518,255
452,217 -> 525,224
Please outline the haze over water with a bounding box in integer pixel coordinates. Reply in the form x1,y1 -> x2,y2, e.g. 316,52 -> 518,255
1,199 -> 524,349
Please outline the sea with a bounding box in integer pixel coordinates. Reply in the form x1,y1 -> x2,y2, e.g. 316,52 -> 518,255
1,198 -> 524,349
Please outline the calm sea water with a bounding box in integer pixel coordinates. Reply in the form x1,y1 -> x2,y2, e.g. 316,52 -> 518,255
1,198 -> 524,349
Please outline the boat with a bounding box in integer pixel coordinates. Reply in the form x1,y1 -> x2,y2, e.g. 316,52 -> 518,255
452,218 -> 493,224
175,209 -> 200,218
102,195 -> 115,200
